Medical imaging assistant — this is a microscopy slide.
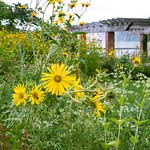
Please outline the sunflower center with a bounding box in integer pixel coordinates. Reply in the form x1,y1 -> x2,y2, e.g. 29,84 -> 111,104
54,75 -> 62,82
135,60 -> 139,64
19,92 -> 24,99
33,92 -> 39,100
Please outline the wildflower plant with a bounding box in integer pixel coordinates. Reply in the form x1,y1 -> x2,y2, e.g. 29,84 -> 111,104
27,0 -> 92,27
29,85 -> 45,105
131,56 -> 141,66
1,0 -> 150,149
72,77 -> 85,100
12,84 -> 28,106
41,63 -> 74,96
108,49 -> 115,57
12,84 -> 45,106
92,88 -> 106,117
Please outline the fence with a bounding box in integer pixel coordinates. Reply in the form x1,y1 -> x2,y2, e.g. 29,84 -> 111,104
115,48 -> 139,57
114,48 -> 150,57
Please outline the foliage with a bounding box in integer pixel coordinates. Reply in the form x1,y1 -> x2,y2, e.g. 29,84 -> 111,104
0,0 -> 150,150
0,1 -> 11,27
0,1 -> 40,31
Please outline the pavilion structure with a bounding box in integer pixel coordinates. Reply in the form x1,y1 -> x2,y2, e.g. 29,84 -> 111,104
71,18 -> 150,56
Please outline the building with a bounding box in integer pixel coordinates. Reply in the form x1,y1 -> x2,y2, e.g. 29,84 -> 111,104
72,18 -> 150,57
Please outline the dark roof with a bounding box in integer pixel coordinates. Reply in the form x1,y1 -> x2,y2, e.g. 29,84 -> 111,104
71,18 -> 150,33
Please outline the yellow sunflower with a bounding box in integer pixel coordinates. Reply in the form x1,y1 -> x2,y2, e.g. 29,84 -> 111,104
85,2 -> 90,7
41,63 -> 73,96
92,88 -> 105,117
58,11 -> 65,16
12,84 -> 28,107
132,56 -> 141,66
29,85 -> 45,105
17,4 -> 28,9
93,101 -> 106,117
79,22 -> 86,26
31,11 -> 37,17
48,0 -> 55,4
68,13 -> 73,19
63,51 -> 69,57
80,2 -> 85,7
80,2 -> 90,7
68,2 -> 77,8
108,49 -> 115,57
92,88 -> 103,101
73,77 -> 85,100
56,0 -> 63,4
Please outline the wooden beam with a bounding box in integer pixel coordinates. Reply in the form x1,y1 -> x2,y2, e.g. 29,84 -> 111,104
71,18 -> 150,33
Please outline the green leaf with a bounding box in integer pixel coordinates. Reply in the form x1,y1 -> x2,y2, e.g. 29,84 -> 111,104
49,40 -> 59,45
73,31 -> 86,35
137,120 -> 149,126
122,74 -> 128,88
110,118 -> 119,125
102,122 -> 110,130
74,13 -> 80,19
138,99 -> 147,109
111,118 -> 130,125
117,95 -> 125,105
99,142 -> 109,150
130,135 -> 138,144
119,118 -> 130,125
105,140 -> 119,147
131,118 -> 148,126
131,118 -> 138,126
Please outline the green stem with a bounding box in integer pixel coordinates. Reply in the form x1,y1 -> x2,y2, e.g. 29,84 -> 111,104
116,105 -> 123,150
132,95 -> 145,150
104,113 -> 107,144
43,3 -> 50,21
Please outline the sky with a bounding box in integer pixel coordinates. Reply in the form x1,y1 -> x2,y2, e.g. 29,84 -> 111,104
2,0 -> 150,23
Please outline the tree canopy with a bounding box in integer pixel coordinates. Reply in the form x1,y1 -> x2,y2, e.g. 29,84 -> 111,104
0,0 -> 40,31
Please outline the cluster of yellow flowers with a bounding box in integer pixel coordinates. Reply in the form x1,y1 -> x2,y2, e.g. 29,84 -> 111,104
0,30 -> 49,55
16,4 -> 38,18
12,63 -> 106,117
14,0 -> 90,26
46,0 -> 90,25
12,63 -> 84,104
80,2 -> 90,7
0,30 -> 26,53
48,0 -> 63,4
12,84 -> 45,106
68,1 -> 90,8
55,11 -> 66,24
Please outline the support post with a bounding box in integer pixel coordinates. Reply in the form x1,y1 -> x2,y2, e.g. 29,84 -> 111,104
105,32 -> 115,55
80,33 -> 86,42
140,34 -> 147,57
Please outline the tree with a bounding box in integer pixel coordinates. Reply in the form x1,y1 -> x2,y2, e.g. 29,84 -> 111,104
0,1 -> 40,31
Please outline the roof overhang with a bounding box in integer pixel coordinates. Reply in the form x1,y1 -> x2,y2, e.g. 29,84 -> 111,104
71,18 -> 150,34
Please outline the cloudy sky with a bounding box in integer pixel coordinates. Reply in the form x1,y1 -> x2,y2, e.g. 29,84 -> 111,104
2,0 -> 150,23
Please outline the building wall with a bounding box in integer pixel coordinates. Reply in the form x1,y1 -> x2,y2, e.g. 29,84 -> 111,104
86,32 -> 145,56
87,32 -> 141,48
